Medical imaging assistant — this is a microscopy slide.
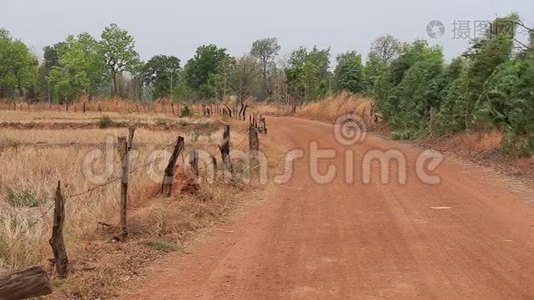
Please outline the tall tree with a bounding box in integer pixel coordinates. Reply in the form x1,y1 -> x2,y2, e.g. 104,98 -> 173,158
49,33 -> 107,102
0,29 -> 37,98
143,55 -> 181,99
285,46 -> 330,108
232,55 -> 260,104
37,42 -> 65,101
208,56 -> 235,101
184,44 -> 230,98
458,14 -> 518,130
100,23 -> 140,97
478,57 -> 534,157
250,37 -> 280,99
333,51 -> 365,93
369,34 -> 401,65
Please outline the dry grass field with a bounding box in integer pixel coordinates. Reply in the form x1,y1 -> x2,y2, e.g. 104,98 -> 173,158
0,100 -> 282,298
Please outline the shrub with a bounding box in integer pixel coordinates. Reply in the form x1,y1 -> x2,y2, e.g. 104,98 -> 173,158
7,189 -> 44,207
180,105 -> 192,117
98,115 -> 113,128
391,129 -> 420,140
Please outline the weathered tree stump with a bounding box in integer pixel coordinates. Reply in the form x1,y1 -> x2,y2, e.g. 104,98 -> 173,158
0,266 -> 53,300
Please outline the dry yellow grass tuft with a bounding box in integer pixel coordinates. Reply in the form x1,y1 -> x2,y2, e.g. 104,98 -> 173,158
296,92 -> 374,124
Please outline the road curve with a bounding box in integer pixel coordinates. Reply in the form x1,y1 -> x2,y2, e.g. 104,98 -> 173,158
123,116 -> 534,299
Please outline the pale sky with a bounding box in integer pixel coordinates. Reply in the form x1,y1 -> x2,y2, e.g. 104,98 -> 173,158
2,0 -> 533,63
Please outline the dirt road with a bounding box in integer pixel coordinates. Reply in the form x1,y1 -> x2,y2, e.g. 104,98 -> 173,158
124,117 -> 534,299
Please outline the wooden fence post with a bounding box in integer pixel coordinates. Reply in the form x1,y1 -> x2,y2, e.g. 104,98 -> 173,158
219,125 -> 232,172
249,124 -> 259,176
50,181 -> 68,278
161,136 -> 185,196
242,104 -> 248,121
127,127 -> 136,152
82,102 -> 86,113
118,137 -> 129,239
189,150 -> 199,178
0,267 -> 53,299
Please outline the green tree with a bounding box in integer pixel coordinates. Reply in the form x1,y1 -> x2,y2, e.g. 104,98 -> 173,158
0,29 -> 37,98
363,55 -> 387,94
391,43 -> 444,131
459,15 -> 518,129
208,56 -> 235,101
285,46 -> 330,108
250,37 -> 280,99
49,33 -> 107,102
143,55 -> 181,99
333,51 -> 365,93
478,57 -> 534,157
373,40 -> 437,123
37,42 -> 65,101
184,44 -> 230,98
100,23 -> 140,97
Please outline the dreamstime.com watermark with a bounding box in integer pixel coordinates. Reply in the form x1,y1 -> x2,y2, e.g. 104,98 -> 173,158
80,114 -> 444,187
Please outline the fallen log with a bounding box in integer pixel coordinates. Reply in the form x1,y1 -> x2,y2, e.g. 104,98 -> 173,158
0,266 -> 52,300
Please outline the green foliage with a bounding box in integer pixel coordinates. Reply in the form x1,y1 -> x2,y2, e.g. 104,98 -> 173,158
460,15 -> 518,130
0,29 -> 38,98
180,105 -> 192,117
285,46 -> 331,104
436,66 -> 469,133
374,40 -> 444,131
98,115 -> 113,128
185,45 -> 230,98
391,129 -> 420,140
7,189 -> 44,208
48,33 -> 107,102
143,55 -> 181,99
100,23 -> 140,96
250,37 -> 281,99
363,55 -> 388,94
333,51 -> 365,93
478,57 -> 534,157
208,56 -> 235,100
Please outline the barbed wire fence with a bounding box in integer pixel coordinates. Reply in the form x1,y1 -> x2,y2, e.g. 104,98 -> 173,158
16,122 -> 256,236
17,138 -> 179,236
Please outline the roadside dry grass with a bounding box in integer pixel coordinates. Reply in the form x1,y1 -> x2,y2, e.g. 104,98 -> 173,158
0,107 -> 282,298
295,92 -> 373,124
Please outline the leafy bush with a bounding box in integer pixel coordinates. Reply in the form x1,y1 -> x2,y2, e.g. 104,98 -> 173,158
98,115 -> 113,128
478,57 -> 534,158
7,189 -> 44,207
391,129 -> 420,140
180,105 -> 192,117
